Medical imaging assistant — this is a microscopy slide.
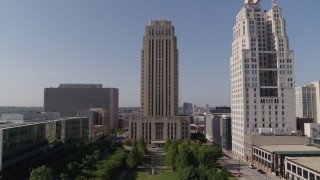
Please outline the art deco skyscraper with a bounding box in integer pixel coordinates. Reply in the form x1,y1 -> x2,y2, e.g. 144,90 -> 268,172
129,20 -> 189,146
141,20 -> 178,117
230,0 -> 296,157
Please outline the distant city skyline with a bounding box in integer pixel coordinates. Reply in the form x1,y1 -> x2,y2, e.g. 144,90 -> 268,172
0,0 -> 319,107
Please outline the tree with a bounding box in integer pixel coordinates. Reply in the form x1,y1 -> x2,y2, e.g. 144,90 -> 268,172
137,137 -> 147,157
29,165 -> 54,180
178,166 -> 200,180
164,139 -> 172,152
167,140 -> 226,180
165,140 -> 178,170
123,138 -> 132,146
176,140 -> 198,169
126,144 -> 140,169
60,173 -> 70,180
196,146 -> 222,167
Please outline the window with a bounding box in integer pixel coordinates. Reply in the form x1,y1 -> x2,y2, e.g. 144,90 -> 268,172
310,173 -> 315,180
303,170 -> 308,179
287,163 -> 291,171
297,167 -> 302,176
292,165 -> 296,173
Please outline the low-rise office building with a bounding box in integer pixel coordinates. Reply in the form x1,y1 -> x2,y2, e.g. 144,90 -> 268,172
244,130 -> 307,162
0,117 -> 89,172
285,156 -> 320,180
252,145 -> 320,178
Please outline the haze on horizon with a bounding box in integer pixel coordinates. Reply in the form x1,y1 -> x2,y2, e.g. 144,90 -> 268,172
0,0 -> 319,107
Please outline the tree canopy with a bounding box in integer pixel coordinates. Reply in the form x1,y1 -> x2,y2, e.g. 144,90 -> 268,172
29,165 -> 54,180
164,140 -> 227,180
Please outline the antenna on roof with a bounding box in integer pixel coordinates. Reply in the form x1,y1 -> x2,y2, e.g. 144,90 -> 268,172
159,1 -> 162,20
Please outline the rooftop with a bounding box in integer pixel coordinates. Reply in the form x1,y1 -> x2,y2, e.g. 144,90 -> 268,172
59,84 -> 103,88
148,20 -> 172,26
0,117 -> 87,130
257,145 -> 320,155
287,156 -> 320,173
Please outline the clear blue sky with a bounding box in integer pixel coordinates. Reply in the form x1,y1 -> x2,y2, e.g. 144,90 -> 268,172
0,0 -> 319,107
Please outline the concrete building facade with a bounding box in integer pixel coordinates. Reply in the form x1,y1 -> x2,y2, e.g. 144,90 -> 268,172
230,0 -> 296,158
44,84 -> 119,128
205,114 -> 221,145
140,20 -> 178,117
129,116 -> 189,144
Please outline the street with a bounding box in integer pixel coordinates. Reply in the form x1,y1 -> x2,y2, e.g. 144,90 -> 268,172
219,156 -> 280,180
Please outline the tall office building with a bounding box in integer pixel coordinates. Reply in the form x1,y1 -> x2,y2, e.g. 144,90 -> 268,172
230,0 -> 296,157
44,84 -> 119,129
296,81 -> 320,123
129,20 -> 189,146
141,20 -> 178,117
183,102 -> 193,116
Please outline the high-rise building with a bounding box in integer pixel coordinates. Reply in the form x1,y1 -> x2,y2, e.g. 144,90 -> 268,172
44,84 -> 119,129
230,0 -> 296,157
129,20 -> 189,146
295,81 -> 320,123
183,102 -> 193,115
220,115 -> 232,150
141,20 -> 178,117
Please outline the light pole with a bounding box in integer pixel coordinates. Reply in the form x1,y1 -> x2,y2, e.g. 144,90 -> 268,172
239,157 -> 241,175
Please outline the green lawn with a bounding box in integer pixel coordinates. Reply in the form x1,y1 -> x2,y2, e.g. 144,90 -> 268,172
124,168 -> 178,180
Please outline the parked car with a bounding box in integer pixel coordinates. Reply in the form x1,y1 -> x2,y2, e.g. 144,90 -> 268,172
257,169 -> 265,174
248,164 -> 255,169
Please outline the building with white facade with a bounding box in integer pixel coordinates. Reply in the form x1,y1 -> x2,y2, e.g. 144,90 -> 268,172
304,123 -> 320,146
230,0 -> 296,158
285,156 -> 320,180
296,81 -> 320,123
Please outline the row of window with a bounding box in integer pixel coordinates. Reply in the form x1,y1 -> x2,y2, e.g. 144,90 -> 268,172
287,162 -> 319,180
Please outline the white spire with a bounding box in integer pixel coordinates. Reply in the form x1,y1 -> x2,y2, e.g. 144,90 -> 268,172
272,0 -> 279,7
